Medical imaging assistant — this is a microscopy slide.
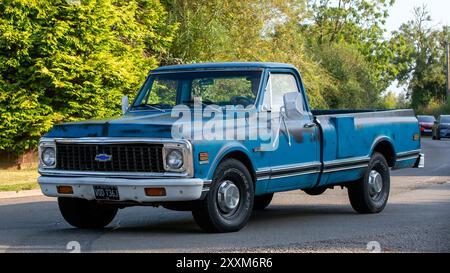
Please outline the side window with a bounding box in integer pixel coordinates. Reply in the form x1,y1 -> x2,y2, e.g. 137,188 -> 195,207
270,73 -> 304,112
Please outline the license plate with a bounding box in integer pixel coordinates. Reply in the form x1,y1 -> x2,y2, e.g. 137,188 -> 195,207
424,129 -> 431,133
93,185 -> 120,201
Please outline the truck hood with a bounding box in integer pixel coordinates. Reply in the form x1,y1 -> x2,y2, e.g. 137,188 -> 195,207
45,112 -> 181,139
44,110 -> 252,139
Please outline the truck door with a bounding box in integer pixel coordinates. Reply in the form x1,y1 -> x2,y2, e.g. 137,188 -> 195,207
259,71 -> 321,192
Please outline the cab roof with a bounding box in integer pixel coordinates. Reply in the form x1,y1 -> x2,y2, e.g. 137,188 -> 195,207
152,62 -> 297,72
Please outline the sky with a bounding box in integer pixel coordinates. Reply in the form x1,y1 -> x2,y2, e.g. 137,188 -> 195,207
385,0 -> 450,95
385,0 -> 450,33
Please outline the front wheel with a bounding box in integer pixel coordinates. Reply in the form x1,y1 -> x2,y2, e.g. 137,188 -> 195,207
192,159 -> 254,233
58,197 -> 118,229
347,152 -> 390,214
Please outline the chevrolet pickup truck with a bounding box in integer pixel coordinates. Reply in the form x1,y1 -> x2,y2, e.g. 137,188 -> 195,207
38,62 -> 424,233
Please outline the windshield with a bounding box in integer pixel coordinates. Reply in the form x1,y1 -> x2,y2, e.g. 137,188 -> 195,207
132,70 -> 262,111
418,116 -> 435,123
441,116 -> 450,123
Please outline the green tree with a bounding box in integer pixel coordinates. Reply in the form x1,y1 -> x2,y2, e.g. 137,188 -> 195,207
379,91 -> 398,109
0,0 -> 176,154
164,0 -> 397,109
391,6 -> 450,109
303,0 -> 396,108
164,0 -> 330,108
312,43 -> 379,108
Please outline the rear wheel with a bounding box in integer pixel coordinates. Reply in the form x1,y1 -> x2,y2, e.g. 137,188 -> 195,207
192,159 -> 254,233
253,193 -> 274,210
58,197 -> 118,229
347,152 -> 390,214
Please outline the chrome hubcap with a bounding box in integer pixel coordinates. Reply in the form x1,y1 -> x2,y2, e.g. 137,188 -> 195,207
217,180 -> 240,213
368,170 -> 383,199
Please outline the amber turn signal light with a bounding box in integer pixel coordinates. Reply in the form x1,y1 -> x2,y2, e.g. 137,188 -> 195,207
413,134 -> 420,141
145,188 -> 166,197
57,186 -> 73,194
199,152 -> 209,162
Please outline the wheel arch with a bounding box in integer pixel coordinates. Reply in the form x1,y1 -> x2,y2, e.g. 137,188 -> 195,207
207,145 -> 256,183
371,138 -> 396,167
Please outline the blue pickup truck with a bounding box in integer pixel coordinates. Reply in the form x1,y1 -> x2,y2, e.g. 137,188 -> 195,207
38,62 -> 424,233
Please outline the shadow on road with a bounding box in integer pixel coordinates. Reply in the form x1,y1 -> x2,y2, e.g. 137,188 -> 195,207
1,196 -> 449,252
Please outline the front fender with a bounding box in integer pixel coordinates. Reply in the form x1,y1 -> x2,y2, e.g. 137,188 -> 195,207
204,141 -> 254,180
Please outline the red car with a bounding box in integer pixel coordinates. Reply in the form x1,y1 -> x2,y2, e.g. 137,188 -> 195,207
417,115 -> 436,136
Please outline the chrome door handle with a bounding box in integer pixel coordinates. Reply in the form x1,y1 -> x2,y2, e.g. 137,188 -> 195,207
304,122 -> 316,128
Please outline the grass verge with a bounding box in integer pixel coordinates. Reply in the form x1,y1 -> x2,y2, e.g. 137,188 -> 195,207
0,169 -> 39,192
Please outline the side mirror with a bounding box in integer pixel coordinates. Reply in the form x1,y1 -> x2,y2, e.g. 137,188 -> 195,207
121,95 -> 129,114
261,104 -> 271,112
283,92 -> 303,119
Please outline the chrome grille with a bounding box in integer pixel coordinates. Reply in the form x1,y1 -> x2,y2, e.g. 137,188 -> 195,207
56,143 -> 164,173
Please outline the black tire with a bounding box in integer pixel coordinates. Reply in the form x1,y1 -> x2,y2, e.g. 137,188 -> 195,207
253,193 -> 274,210
347,152 -> 390,214
58,197 -> 118,229
304,187 -> 327,196
192,159 -> 254,233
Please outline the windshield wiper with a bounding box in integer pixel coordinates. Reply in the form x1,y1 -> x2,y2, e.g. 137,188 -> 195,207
132,104 -> 167,112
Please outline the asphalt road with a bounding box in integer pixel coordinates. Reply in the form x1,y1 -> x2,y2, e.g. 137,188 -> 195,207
0,138 -> 449,253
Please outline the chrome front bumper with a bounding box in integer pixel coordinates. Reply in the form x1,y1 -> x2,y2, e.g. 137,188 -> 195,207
38,176 -> 209,203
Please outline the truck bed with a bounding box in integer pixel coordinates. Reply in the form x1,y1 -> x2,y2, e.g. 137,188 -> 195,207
312,109 -> 415,117
311,108 -> 420,187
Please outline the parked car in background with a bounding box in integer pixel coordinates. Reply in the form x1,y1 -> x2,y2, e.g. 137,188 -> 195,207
432,115 -> 450,140
417,115 -> 436,136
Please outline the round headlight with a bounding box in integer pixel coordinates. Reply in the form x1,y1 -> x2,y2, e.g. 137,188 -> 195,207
42,147 -> 56,167
166,149 -> 183,169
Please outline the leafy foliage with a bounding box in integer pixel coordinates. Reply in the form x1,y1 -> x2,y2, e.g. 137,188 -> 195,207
1,0 -> 449,156
391,6 -> 450,109
416,98 -> 450,117
0,0 -> 177,154
300,0 -> 397,108
164,0 -> 330,108
164,0 -> 398,109
311,43 -> 379,109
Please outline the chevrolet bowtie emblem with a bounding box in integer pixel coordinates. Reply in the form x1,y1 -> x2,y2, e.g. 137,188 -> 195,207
95,154 -> 112,162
